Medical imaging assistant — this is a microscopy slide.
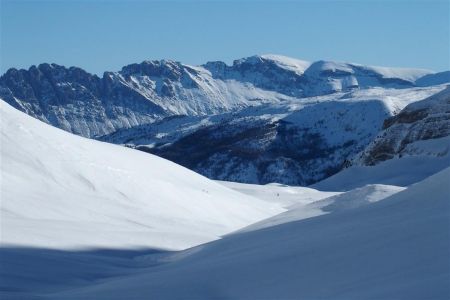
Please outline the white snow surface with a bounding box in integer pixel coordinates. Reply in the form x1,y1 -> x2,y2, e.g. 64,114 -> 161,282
313,150 -> 450,191
1,81 -> 449,299
305,60 -> 432,82
362,64 -> 432,82
218,180 -> 339,208
260,54 -> 312,74
239,184 -> 405,232
1,102 -> 448,298
44,167 -> 450,300
0,100 -> 284,250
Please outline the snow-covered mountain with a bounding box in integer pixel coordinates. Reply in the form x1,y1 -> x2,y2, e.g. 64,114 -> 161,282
1,55 -> 449,185
0,55 -> 441,138
102,85 -> 447,185
416,71 -> 450,87
0,99 -> 283,250
2,93 -> 449,299
311,89 -> 450,191
352,86 -> 450,166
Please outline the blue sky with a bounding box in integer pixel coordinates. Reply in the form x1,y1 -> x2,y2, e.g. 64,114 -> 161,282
1,0 -> 449,74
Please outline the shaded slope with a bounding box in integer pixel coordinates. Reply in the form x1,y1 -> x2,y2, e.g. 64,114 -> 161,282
54,167 -> 450,300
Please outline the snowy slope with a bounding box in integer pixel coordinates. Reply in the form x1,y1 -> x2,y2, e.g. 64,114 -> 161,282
100,85 -> 445,149
312,152 -> 450,191
301,60 -> 432,96
240,184 -> 404,232
218,180 -> 339,208
416,71 -> 450,87
130,85 -> 446,185
219,180 -> 404,233
48,167 -> 450,300
312,87 -> 450,191
0,100 -> 283,250
260,54 -> 311,75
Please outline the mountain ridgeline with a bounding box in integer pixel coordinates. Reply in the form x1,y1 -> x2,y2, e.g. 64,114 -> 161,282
1,55 -> 449,185
0,55 -> 440,138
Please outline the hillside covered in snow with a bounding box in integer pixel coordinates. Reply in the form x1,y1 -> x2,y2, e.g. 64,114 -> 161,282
1,88 -> 449,299
311,87 -> 450,191
0,100 -> 283,250
1,101 -> 448,298
49,167 -> 449,300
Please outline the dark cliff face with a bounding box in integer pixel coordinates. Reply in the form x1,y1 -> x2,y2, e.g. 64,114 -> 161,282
0,63 -> 171,137
212,56 -> 307,97
0,64 -> 105,132
382,108 -> 429,129
121,60 -> 183,80
120,60 -> 201,91
0,64 -> 102,103
0,60 -> 202,135
356,87 -> 450,166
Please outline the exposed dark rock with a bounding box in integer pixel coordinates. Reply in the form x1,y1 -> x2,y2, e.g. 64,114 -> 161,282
356,87 -> 450,166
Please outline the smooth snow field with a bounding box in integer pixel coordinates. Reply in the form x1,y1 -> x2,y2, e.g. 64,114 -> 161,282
312,153 -> 450,191
47,168 -> 450,300
1,99 -> 449,299
0,100 -> 284,250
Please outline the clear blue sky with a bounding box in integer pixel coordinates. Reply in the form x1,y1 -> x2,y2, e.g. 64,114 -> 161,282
1,0 -> 449,75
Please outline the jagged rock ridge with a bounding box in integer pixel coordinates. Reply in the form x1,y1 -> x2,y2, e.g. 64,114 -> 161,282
0,55 -> 438,138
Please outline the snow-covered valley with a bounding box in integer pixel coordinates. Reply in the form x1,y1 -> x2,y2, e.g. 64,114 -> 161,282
1,92 -> 450,299
1,55 -> 450,299
47,167 -> 449,300
2,55 -> 449,185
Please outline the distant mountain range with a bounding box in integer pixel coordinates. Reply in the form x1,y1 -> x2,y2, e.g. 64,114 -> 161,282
1,55 -> 449,185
